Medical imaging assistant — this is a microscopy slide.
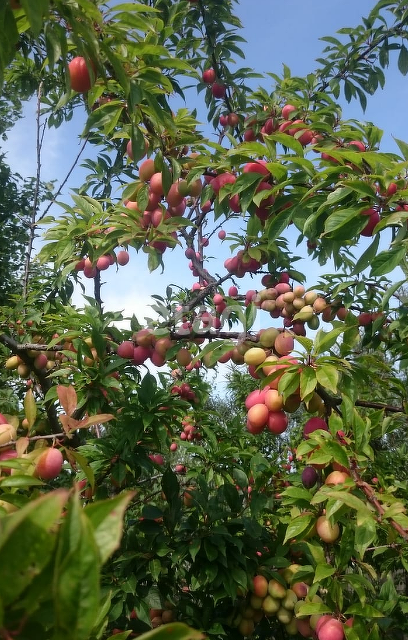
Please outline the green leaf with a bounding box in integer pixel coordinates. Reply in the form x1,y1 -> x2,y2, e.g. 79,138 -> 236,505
162,468 -> 180,504
295,602 -> 331,616
149,558 -> 162,581
54,494 -> 101,640
268,132 -> 304,156
353,408 -> 367,450
313,328 -> 345,355
344,603 -> 384,617
354,517 -> 376,558
324,439 -> 349,470
204,539 -> 218,562
0,4 -> 20,88
44,21 -> 65,69
68,450 -> 95,490
189,538 -> 201,561
133,624 -> 204,640
277,368 -> 301,400
352,234 -> 380,275
84,492 -> 134,564
394,137 -> 408,160
300,366 -> 317,400
380,279 -> 405,309
233,468 -> 248,488
267,206 -> 293,242
84,103 -> 125,136
343,180 -> 376,198
370,246 -> 406,277
142,505 -> 163,520
398,44 -> 408,75
315,363 -> 339,394
191,340 -> 235,367
20,0 -> 49,36
314,563 -> 336,582
138,372 -> 158,404
324,208 -> 366,239
282,486 -> 314,501
245,302 -> 257,331
319,489 -> 371,518
293,334 -> 314,353
324,186 -> 353,206
0,490 -> 68,605
0,475 -> 44,488
283,515 -> 313,544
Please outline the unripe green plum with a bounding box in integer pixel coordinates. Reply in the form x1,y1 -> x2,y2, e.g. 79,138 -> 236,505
281,589 -> 297,610
283,394 -> 301,413
276,606 -> 292,625
258,327 -> 279,348
268,579 -> 286,599
249,594 -> 263,610
316,515 -> 340,543
285,615 -> 299,635
307,315 -> 320,330
281,563 -> 302,583
298,304 -> 314,321
241,606 -> 255,620
304,290 -> 318,305
238,618 -> 254,636
261,595 -> 280,615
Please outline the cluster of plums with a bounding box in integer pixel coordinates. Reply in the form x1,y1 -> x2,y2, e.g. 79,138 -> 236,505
229,568 -> 352,638
75,250 -> 130,278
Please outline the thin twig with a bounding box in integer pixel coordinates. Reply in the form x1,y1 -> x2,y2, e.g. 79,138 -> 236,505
38,134 -> 90,223
0,433 -> 67,450
23,82 -> 44,301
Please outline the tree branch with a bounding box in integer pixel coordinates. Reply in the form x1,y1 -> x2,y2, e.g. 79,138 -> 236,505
350,460 -> 408,542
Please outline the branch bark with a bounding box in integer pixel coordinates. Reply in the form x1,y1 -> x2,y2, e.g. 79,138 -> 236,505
350,460 -> 408,542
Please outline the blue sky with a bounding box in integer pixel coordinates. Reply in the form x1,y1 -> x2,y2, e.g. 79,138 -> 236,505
3,0 -> 407,336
